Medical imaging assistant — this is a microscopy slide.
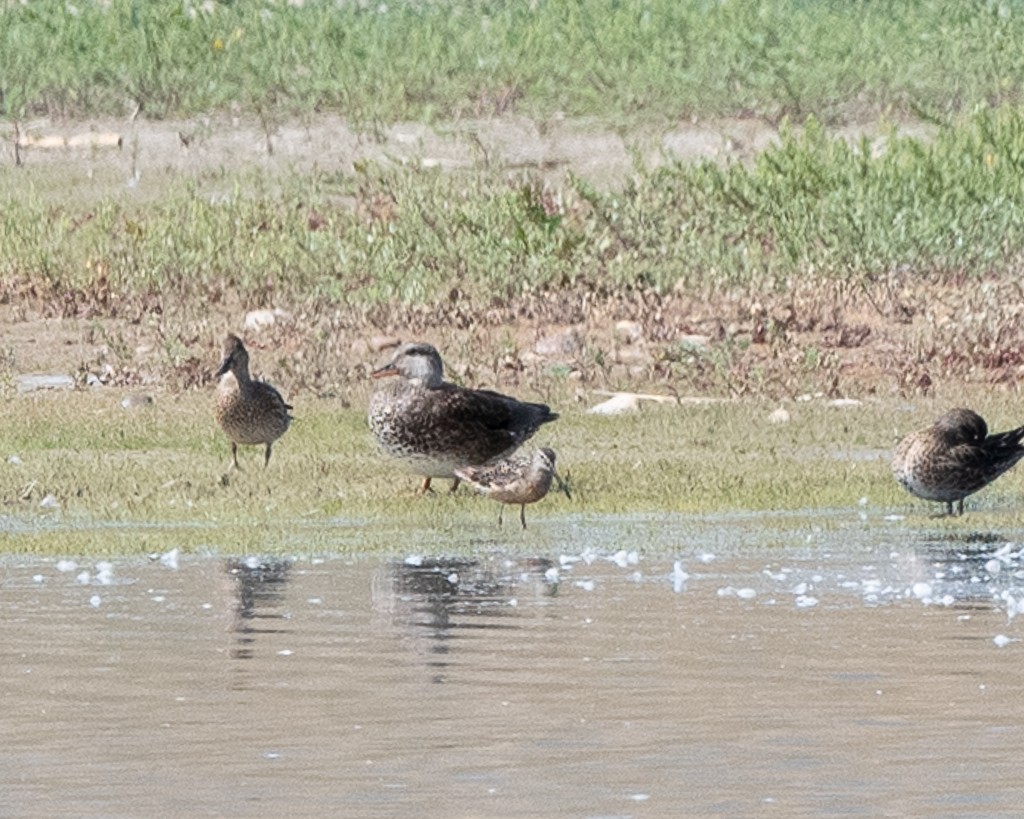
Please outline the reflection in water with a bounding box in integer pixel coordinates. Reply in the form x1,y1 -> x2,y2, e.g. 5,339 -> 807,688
910,531 -> 1024,612
379,555 -> 558,683
225,557 -> 292,660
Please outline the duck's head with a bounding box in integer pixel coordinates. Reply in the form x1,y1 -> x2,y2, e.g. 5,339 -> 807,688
215,333 -> 249,379
372,342 -> 445,388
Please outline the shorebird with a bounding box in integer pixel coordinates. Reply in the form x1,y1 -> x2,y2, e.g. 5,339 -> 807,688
455,447 -> 570,529
368,342 -> 559,493
891,407 -> 1024,515
214,334 -> 293,470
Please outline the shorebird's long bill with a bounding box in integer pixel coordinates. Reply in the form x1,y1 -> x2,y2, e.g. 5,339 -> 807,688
554,470 -> 572,500
371,365 -> 399,379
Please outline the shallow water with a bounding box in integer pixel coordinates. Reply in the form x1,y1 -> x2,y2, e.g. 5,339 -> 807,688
5,512 -> 1024,818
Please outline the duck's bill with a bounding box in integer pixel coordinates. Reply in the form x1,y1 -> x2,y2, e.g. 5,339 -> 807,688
214,358 -> 231,378
371,365 -> 399,379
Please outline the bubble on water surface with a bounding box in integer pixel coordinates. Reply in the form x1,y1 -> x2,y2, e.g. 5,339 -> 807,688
911,582 -> 933,600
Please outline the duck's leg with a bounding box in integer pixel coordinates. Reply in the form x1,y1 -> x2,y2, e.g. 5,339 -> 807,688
497,505 -> 504,527
231,442 -> 241,471
519,504 -> 527,530
448,477 -> 461,494
956,498 -> 965,516
263,443 -> 273,468
419,477 -> 434,494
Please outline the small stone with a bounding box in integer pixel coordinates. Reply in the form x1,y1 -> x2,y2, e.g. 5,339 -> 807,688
369,335 -> 401,353
614,320 -> 643,345
16,374 -> 75,394
244,308 -> 293,333
588,393 -> 640,415
121,394 -> 154,410
534,328 -> 583,358
768,407 -> 791,424
39,494 -> 60,510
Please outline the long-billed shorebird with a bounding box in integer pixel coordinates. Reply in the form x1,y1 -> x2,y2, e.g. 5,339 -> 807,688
455,447 -> 570,529
891,407 -> 1024,515
214,334 -> 293,470
368,342 -> 559,493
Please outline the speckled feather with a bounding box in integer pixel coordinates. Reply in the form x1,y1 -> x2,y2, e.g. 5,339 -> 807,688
214,334 -> 293,468
368,342 -> 558,484
891,407 -> 1024,514
455,448 -> 567,528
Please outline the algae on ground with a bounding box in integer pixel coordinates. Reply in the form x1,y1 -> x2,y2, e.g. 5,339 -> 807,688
3,389 -> 1024,556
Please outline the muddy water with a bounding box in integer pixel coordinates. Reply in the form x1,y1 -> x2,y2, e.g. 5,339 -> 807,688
4,512 -> 1024,818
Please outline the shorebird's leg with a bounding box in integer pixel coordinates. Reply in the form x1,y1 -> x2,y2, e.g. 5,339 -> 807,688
419,477 -> 434,494
956,499 -> 964,516
519,504 -> 527,530
448,477 -> 461,494
231,442 -> 241,471
497,506 -> 504,527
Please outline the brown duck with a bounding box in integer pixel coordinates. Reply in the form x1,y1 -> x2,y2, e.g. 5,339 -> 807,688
214,334 -> 293,470
368,342 -> 559,492
891,407 -> 1024,515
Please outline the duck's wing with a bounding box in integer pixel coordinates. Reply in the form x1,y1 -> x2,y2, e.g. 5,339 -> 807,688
942,428 -> 1024,489
428,385 -> 556,451
255,380 -> 294,418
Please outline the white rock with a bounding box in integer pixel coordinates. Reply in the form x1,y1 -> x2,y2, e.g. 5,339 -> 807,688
588,393 -> 640,415
39,494 -> 60,509
244,308 -> 293,332
56,560 -> 77,572
8,455 -> 22,465
768,407 -> 791,424
160,549 -> 180,570
89,595 -> 102,608
994,634 -> 1015,648
614,320 -> 643,344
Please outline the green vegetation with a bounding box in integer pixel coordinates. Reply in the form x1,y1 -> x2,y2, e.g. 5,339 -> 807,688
2,0 -> 1024,126
1,390 -> 1022,555
5,110 -> 1024,305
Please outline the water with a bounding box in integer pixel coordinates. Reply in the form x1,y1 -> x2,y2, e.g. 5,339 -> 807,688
4,512 -> 1024,817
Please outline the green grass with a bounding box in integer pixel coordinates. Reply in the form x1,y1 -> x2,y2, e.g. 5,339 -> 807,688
3,389 -> 1024,555
5,109 -> 1024,307
2,0 -> 1024,126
